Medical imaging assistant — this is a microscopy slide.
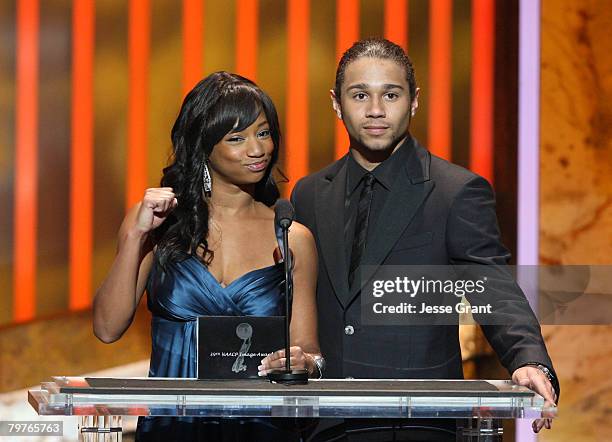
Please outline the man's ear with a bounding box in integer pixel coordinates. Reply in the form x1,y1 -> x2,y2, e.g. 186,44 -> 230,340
330,89 -> 342,120
410,87 -> 420,117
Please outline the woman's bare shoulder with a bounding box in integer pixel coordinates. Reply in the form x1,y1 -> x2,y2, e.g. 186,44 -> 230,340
288,222 -> 316,247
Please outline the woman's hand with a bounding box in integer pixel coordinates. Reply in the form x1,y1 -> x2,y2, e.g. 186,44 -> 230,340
258,346 -> 313,376
133,187 -> 178,234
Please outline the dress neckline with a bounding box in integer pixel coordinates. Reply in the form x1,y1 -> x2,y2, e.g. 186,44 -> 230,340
186,255 -> 283,290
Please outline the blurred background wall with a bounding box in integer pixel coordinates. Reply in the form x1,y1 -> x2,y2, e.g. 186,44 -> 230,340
1,0 -> 510,384
539,0 -> 612,441
0,0 -> 610,440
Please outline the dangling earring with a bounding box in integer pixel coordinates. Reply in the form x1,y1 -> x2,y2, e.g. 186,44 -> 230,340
202,160 -> 212,196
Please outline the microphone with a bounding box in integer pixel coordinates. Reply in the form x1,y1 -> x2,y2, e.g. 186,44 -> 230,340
268,199 -> 308,384
274,199 -> 294,229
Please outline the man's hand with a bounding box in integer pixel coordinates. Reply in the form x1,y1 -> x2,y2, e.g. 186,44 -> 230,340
512,366 -> 557,432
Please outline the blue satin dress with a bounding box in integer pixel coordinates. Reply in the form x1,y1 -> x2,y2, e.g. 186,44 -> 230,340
135,231 -> 300,441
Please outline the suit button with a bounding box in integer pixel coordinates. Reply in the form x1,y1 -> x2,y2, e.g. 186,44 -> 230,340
344,325 -> 354,335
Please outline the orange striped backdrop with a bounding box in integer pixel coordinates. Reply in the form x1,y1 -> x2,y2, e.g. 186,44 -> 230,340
0,0 -> 496,324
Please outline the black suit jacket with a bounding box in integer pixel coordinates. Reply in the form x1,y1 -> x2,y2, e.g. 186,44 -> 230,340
291,138 -> 557,387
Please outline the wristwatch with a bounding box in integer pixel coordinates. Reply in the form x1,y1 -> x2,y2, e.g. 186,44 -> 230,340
312,355 -> 326,379
524,363 -> 553,382
534,364 -> 554,382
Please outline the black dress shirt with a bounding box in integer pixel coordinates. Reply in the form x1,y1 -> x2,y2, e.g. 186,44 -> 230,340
344,137 -> 414,268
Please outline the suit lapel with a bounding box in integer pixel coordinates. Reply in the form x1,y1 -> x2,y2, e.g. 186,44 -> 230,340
345,143 -> 435,307
315,157 -> 351,308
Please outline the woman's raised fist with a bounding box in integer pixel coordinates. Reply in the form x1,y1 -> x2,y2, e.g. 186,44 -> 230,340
133,187 -> 178,233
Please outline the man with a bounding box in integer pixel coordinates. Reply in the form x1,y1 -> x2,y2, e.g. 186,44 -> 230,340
291,38 -> 558,440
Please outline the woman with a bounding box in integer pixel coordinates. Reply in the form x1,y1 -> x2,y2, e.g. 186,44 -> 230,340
93,72 -> 320,441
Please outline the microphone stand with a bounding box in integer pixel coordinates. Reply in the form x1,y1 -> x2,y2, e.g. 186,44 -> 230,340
267,221 -> 309,385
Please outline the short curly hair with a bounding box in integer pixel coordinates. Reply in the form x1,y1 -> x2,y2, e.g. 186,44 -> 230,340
334,37 -> 417,102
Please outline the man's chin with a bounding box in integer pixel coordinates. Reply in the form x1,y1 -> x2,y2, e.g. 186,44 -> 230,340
360,139 -> 396,153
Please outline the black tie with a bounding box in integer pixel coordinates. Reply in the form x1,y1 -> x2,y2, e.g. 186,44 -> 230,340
348,173 -> 375,288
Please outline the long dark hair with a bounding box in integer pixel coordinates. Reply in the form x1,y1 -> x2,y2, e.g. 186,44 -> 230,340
153,72 -> 281,268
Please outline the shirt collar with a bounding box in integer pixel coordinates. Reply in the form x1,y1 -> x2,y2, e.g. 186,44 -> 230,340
346,137 -> 412,195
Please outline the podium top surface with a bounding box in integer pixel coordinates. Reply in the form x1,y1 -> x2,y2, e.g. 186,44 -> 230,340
29,377 -> 553,419
55,377 -> 521,397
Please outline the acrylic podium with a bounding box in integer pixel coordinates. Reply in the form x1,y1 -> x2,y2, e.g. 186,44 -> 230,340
28,377 -> 555,441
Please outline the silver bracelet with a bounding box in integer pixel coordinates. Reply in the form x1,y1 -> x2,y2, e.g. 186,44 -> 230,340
312,355 -> 326,379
